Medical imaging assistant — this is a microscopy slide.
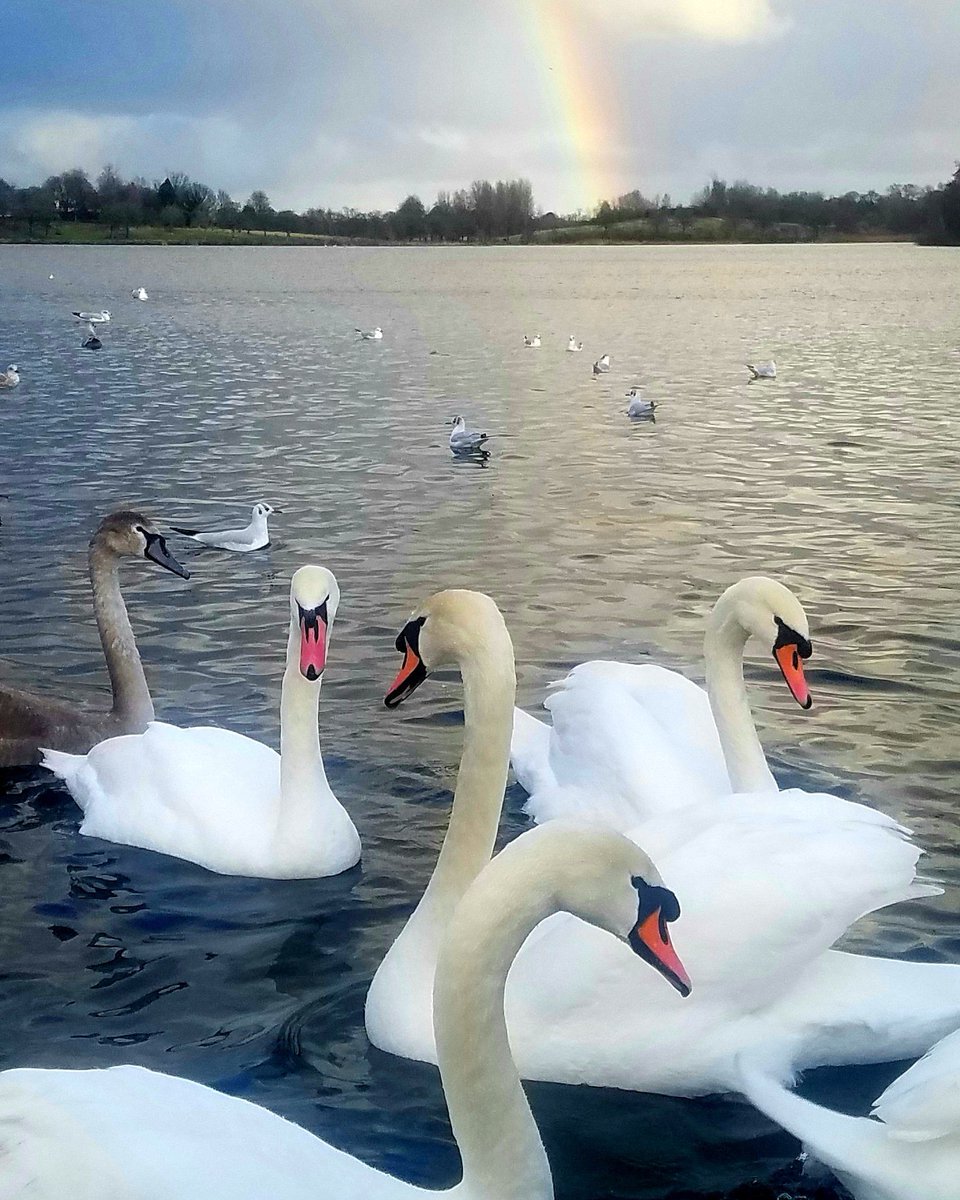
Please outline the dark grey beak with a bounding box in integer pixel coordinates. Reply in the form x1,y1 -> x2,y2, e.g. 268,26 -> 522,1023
144,532 -> 190,579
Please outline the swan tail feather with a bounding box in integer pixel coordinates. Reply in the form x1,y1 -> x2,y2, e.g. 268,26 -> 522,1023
40,748 -> 85,796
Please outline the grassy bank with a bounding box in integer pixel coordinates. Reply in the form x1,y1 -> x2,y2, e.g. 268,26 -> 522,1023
0,222 -> 376,246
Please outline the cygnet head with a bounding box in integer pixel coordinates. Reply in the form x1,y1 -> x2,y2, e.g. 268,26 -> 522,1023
384,588 -> 511,708
289,565 -> 339,682
495,822 -> 692,997
93,511 -> 189,579
713,576 -> 812,708
252,502 -> 276,520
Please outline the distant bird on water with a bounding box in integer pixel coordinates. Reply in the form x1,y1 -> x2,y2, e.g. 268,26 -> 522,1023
523,333 -> 541,347
449,415 -> 491,456
597,353 -> 611,371
566,335 -> 583,352
131,287 -> 149,301
73,310 -> 111,324
171,502 -> 277,553
356,325 -> 383,340
626,387 -> 656,418
746,360 -> 777,380
0,365 -> 20,389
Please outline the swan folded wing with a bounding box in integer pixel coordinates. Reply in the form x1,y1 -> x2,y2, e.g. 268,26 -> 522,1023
0,1066 -> 415,1199
631,791 -> 929,1001
872,1027 -> 960,1141
76,722 -> 282,865
525,663 -> 729,828
510,706 -> 553,794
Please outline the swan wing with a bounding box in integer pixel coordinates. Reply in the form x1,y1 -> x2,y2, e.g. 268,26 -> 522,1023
872,1027 -> 960,1141
0,1065 -> 427,1199
517,662 -> 730,829
510,706 -> 553,793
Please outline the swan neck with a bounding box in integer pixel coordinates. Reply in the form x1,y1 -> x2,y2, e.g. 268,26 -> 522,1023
88,543 -> 153,725
278,656 -> 328,829
422,649 -> 516,921
704,611 -> 773,793
434,863 -> 553,1200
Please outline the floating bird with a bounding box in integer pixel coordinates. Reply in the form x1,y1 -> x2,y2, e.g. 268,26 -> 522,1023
0,824 -> 688,1200
0,512 -> 188,768
356,325 -> 383,340
523,333 -> 541,347
78,322 -> 102,350
0,365 -> 19,389
131,287 -> 148,301
449,415 -> 490,456
626,387 -> 656,418
41,566 -> 360,879
566,336 -> 583,352
72,310 -> 111,324
740,1028 -> 960,1200
746,360 -> 777,380
171,502 -> 276,552
597,353 -> 611,371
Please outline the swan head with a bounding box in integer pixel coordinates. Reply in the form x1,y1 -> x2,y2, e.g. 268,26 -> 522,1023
714,576 -> 812,709
252,502 -> 276,520
290,565 -> 339,682
499,823 -> 691,998
93,512 -> 190,579
385,588 -> 512,708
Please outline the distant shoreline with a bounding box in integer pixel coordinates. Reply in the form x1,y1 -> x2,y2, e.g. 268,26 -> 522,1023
0,227 -> 927,248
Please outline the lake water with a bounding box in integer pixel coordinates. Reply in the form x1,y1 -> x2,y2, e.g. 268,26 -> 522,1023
1,242 -> 959,1198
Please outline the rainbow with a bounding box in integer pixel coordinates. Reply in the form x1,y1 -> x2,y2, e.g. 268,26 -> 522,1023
527,0 -> 630,214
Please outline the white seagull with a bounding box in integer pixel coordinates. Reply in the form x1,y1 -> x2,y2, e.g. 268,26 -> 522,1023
356,325 -> 383,340
72,310 -> 111,324
566,336 -> 583,352
171,502 -> 277,552
597,353 -> 611,371
746,360 -> 777,380
0,365 -> 20,389
449,416 -> 491,456
523,333 -> 541,347
626,387 -> 656,417
131,287 -> 149,301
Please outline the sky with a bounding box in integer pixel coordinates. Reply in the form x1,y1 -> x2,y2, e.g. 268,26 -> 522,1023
1,0 -> 958,215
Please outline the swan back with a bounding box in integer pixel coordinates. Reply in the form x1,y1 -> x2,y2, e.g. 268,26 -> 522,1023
872,1027 -> 960,1142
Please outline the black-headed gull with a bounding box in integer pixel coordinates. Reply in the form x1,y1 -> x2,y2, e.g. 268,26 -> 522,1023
566,336 -> 583,352
131,287 -> 148,301
626,387 -> 656,417
356,326 -> 383,340
73,310 -> 111,324
0,365 -> 20,389
746,360 -> 777,380
449,416 -> 491,456
523,333 -> 541,348
171,502 -> 278,552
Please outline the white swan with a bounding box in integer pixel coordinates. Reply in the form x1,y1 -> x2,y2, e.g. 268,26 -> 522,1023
0,365 -> 20,388
448,415 -> 490,456
747,360 -> 777,379
626,387 -> 656,417
171,502 -> 276,551
40,565 -> 360,879
367,589 -> 960,1095
566,335 -> 582,352
131,287 -> 148,301
0,822 -> 690,1200
356,325 -> 383,340
512,577 -> 810,828
740,1028 -> 960,1200
523,333 -> 541,347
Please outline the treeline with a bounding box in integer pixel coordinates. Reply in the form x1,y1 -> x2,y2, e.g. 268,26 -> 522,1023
2,161 -> 959,244
576,167 -> 960,243
0,166 -> 535,241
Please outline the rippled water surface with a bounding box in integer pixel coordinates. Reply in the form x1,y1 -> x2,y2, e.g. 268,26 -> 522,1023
1,243 -> 960,1197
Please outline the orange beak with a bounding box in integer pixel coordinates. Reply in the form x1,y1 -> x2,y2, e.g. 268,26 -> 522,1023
385,642 -> 427,708
630,909 -> 692,997
774,642 -> 811,709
